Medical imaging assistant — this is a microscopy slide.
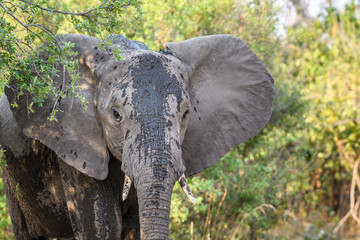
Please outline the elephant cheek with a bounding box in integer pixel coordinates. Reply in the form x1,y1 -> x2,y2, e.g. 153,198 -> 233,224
102,126 -> 124,161
120,142 -> 135,182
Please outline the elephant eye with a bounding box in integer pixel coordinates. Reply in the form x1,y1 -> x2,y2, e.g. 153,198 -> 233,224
112,109 -> 122,122
182,109 -> 190,120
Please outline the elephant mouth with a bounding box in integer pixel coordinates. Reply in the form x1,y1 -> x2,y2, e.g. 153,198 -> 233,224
122,173 -> 196,204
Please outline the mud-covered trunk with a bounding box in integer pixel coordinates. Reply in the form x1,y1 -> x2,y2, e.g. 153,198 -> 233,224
120,75 -> 185,238
136,174 -> 174,239
128,132 -> 179,240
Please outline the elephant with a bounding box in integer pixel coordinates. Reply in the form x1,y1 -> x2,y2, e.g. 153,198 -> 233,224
0,34 -> 275,239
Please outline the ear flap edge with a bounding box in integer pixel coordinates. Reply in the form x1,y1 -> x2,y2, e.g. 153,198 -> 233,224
166,35 -> 275,177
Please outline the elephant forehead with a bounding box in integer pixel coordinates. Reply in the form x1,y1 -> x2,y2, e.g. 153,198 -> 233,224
121,53 -> 186,114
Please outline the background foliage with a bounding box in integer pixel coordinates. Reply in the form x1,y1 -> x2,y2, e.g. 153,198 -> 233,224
1,0 -> 360,239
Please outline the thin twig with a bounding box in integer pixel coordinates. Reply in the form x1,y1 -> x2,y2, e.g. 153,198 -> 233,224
0,3 -> 35,35
204,193 -> 213,239
350,161 -> 359,211
18,0 -> 132,17
213,187 -> 228,240
0,2 -> 55,41
16,39 -> 35,52
334,159 -> 360,233
14,41 -> 25,54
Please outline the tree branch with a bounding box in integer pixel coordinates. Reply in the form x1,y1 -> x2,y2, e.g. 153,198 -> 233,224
0,3 -> 64,53
17,0 -> 132,17
0,2 -> 35,34
334,159 -> 360,233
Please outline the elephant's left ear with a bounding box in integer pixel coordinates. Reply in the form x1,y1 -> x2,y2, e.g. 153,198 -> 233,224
165,35 -> 275,177
5,35 -> 110,180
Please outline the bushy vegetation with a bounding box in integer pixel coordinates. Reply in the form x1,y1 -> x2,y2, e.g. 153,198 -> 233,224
0,0 -> 141,119
278,4 -> 360,237
1,0 -> 360,239
141,1 -> 360,239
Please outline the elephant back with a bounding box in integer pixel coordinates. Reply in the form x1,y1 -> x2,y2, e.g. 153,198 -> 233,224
107,34 -> 150,51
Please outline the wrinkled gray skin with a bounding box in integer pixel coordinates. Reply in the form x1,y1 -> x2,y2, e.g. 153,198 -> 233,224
0,34 -> 275,239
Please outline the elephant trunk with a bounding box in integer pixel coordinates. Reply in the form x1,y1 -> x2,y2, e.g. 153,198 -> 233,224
123,129 -> 181,239
121,113 -> 187,239
136,174 -> 174,239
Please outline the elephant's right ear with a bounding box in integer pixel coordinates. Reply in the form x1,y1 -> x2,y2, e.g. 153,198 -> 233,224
5,34 -> 112,180
166,35 -> 275,177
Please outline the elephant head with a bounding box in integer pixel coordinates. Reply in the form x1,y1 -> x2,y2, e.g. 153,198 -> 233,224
5,34 -> 275,239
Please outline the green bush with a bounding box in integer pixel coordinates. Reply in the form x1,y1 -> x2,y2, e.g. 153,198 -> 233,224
0,178 -> 12,240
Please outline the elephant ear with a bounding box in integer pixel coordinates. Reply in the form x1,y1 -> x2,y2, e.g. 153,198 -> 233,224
5,34 -> 141,180
165,35 -> 275,177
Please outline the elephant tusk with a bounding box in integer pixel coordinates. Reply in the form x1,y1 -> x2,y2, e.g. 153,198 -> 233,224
178,173 -> 197,205
122,174 -> 132,201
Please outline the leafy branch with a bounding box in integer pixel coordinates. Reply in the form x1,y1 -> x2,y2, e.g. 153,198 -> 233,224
0,0 -> 142,120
